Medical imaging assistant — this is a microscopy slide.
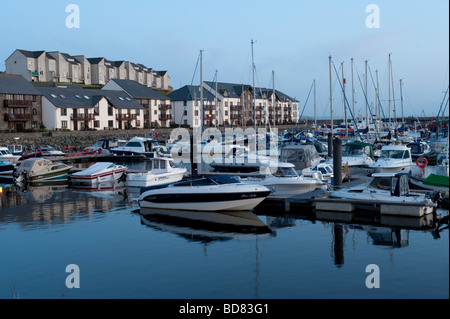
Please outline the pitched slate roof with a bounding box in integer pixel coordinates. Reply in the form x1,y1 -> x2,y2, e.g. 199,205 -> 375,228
87,57 -> 104,65
0,74 -> 42,95
204,81 -> 298,102
106,79 -> 170,100
38,87 -> 143,109
17,49 -> 45,59
167,85 -> 217,102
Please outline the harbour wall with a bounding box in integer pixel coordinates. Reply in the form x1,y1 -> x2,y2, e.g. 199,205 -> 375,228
0,124 -> 308,151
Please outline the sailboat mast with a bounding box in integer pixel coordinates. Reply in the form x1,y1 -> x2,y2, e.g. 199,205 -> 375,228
251,40 -> 256,133
314,79 -> 317,131
365,60 -> 369,130
342,62 -> 348,139
329,56 -> 334,136
272,70 -> 275,127
376,69 -> 380,135
388,53 -> 392,133
400,78 -> 404,125
351,58 -> 355,121
215,70 -> 218,129
200,50 -> 203,131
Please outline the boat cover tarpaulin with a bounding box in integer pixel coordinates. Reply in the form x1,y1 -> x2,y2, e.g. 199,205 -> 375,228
424,174 -> 449,188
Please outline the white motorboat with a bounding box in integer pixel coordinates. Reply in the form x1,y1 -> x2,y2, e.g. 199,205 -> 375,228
240,162 -> 324,198
369,145 -> 414,174
138,175 -> 271,211
69,162 -> 127,187
279,143 -> 324,171
0,147 -> 21,163
330,172 -> 438,216
110,136 -> 160,158
35,145 -> 66,157
126,157 -> 186,188
209,146 -> 272,173
7,144 -> 23,156
302,163 -> 338,183
83,138 -> 127,155
338,142 -> 375,176
407,141 -> 438,165
14,158 -> 73,183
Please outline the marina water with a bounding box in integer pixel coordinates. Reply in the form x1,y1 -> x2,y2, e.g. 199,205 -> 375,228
0,161 -> 448,299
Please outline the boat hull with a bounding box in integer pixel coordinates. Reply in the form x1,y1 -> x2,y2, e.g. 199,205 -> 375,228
70,169 -> 127,186
28,168 -> 72,182
139,186 -> 271,211
370,164 -> 413,174
242,178 -> 322,198
111,150 -> 154,158
0,162 -> 14,176
126,171 -> 185,188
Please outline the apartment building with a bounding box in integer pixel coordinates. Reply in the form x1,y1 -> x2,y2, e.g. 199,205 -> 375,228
5,49 -> 172,90
39,87 -> 144,131
0,74 -> 43,131
168,81 -> 299,129
103,79 -> 172,128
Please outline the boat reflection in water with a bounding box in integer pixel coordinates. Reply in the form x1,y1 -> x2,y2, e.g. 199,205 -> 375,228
138,208 -> 273,242
70,181 -> 126,199
15,180 -> 68,202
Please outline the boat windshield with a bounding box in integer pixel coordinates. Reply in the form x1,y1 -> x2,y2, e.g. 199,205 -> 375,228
369,176 -> 392,190
0,149 -> 12,155
379,150 -> 410,159
273,167 -> 299,177
317,165 -> 333,175
342,145 -> 365,157
20,160 -> 35,169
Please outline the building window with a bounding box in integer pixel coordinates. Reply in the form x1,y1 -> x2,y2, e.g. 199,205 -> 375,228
32,108 -> 38,115
94,121 -> 100,128
108,105 -> 113,116
61,108 -> 67,116
108,120 -> 114,128
32,121 -> 38,128
61,121 -> 68,129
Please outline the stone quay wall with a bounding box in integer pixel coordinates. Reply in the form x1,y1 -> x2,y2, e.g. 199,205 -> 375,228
0,124 -> 306,152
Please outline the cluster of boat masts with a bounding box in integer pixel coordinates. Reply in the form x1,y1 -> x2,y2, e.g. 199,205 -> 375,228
0,123 -> 448,214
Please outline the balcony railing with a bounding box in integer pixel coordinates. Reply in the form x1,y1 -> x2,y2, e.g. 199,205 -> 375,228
3,100 -> 33,108
116,114 -> 137,121
4,114 -> 33,121
159,104 -> 172,111
159,114 -> 172,121
71,113 -> 96,121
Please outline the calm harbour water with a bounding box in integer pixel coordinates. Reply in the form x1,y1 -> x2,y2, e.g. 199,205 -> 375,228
0,162 -> 448,300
